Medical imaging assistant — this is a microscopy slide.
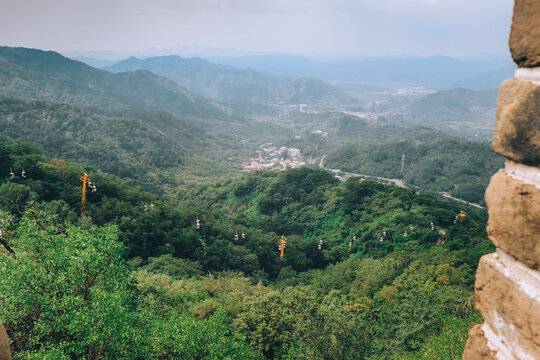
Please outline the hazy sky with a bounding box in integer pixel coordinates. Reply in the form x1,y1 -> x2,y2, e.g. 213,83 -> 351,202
0,0 -> 514,58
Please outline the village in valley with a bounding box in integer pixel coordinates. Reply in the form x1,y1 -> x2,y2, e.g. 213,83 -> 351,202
241,143 -> 314,172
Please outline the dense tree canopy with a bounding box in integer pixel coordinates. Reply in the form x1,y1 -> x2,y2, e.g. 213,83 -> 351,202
324,139 -> 504,205
0,137 -> 493,359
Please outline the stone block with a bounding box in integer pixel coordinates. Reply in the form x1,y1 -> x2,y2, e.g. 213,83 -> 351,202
493,78 -> 540,166
474,252 -> 540,359
462,324 -> 497,360
486,169 -> 540,270
509,0 -> 540,67
0,321 -> 11,360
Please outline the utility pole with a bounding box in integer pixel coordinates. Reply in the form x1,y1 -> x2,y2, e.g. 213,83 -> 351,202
80,173 -> 91,213
278,236 -> 287,258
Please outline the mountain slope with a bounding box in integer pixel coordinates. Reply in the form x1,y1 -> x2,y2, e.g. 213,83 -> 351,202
456,65 -> 515,89
364,87 -> 498,141
404,87 -> 497,140
409,87 -> 498,119
103,55 -> 359,108
0,136 -> 492,360
0,95 -> 246,187
281,77 -> 357,107
0,46 -> 235,120
324,139 -> 503,205
104,55 -> 282,99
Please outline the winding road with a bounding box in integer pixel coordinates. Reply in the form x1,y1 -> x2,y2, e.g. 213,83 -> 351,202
318,155 -> 484,208
319,154 -> 406,188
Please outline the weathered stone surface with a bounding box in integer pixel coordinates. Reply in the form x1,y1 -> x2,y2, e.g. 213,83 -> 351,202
0,321 -> 11,360
493,78 -> 540,166
486,169 -> 540,270
474,252 -> 540,358
463,324 -> 498,360
509,0 -> 540,67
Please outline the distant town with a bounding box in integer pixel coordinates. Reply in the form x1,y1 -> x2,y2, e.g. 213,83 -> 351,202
241,143 -> 315,172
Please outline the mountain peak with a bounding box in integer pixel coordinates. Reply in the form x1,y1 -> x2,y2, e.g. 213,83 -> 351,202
0,46 -> 234,120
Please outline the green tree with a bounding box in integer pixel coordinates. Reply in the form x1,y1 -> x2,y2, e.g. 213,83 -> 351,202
0,210 -> 140,359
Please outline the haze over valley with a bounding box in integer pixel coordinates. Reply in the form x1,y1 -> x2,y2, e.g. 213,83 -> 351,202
0,1 -> 517,358
0,45 -> 508,203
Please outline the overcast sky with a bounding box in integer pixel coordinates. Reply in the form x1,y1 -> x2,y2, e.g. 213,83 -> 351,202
0,0 -> 514,59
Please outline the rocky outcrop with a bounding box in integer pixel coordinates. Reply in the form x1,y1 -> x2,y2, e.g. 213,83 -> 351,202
486,168 -> 540,270
474,251 -> 540,358
463,325 -> 497,360
0,321 -> 11,360
493,79 -> 540,165
509,0 -> 540,67
463,0 -> 540,358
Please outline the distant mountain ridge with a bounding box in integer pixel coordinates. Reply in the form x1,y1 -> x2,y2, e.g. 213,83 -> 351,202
456,65 -> 515,89
219,54 -> 514,90
0,46 -> 237,121
71,56 -> 120,68
103,55 -> 359,108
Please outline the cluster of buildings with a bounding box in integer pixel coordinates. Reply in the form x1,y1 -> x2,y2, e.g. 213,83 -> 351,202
241,143 -> 310,172
311,129 -> 329,137
393,86 -> 436,97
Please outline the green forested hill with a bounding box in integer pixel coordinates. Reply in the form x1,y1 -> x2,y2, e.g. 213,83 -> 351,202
0,46 -> 237,120
290,111 -> 446,145
410,87 -> 497,117
368,87 -> 498,140
0,137 -> 490,265
0,137 -> 493,359
0,47 -> 501,360
0,95 -> 248,190
103,55 -> 359,108
179,167 -> 491,273
324,139 -> 504,205
247,111 -> 450,160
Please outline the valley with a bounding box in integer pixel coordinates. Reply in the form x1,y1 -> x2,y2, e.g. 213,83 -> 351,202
0,46 -> 503,209
0,45 -> 505,359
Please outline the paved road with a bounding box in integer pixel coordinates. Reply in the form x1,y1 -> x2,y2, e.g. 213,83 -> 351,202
319,155 -> 326,168
319,155 -> 406,188
441,192 -> 484,209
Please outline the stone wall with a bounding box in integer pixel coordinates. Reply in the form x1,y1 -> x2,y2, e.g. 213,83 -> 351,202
0,321 -> 11,360
463,0 -> 540,359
